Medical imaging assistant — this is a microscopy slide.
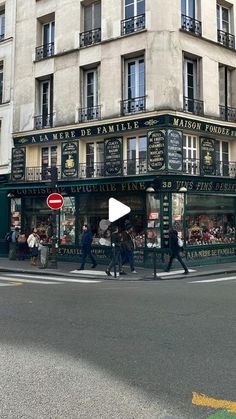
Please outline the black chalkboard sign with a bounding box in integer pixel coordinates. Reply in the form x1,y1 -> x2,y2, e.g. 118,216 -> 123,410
147,130 -> 166,171
104,137 -> 123,176
61,142 -> 78,178
11,148 -> 26,181
167,130 -> 183,171
200,138 -> 216,175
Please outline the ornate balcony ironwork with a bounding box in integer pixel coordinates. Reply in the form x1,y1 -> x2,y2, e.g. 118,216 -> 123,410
78,105 -> 101,122
121,96 -> 146,115
35,42 -> 55,61
80,28 -> 101,47
34,113 -> 53,130
181,14 -> 202,36
217,29 -> 235,49
219,105 -> 236,122
10,158 -> 236,183
121,14 -> 145,35
183,96 -> 204,115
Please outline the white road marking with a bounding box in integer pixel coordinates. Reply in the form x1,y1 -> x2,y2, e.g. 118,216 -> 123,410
189,276 -> 236,284
4,273 -> 101,284
70,269 -> 105,276
0,281 -> 22,287
0,275 -> 60,285
159,269 -> 196,276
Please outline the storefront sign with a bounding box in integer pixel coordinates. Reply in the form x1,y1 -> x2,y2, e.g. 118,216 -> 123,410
11,148 -> 26,181
157,178 -> 236,193
200,138 -> 216,176
170,115 -> 236,138
147,130 -> 165,171
162,193 -> 171,248
13,116 -> 165,146
167,130 -> 183,171
104,137 -> 123,176
61,142 -> 78,178
187,247 -> 236,259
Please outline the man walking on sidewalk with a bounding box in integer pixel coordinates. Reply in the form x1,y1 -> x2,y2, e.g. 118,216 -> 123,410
165,228 -> 189,274
78,224 -> 97,270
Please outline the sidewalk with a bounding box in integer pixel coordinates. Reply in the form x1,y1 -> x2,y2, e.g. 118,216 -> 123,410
0,257 -> 236,280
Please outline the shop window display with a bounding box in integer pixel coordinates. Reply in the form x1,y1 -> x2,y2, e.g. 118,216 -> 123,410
60,197 -> 76,245
172,193 -> 184,238
186,194 -> 235,245
146,193 -> 161,248
11,198 -> 21,230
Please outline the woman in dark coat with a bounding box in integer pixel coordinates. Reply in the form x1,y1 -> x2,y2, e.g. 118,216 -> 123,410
165,229 -> 189,274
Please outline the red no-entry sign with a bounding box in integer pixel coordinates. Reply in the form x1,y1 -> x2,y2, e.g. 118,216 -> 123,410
47,193 -> 64,210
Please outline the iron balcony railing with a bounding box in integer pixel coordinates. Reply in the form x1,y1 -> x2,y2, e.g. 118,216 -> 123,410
183,96 -> 204,116
35,42 -> 55,61
34,113 -> 54,130
217,29 -> 235,49
78,105 -> 101,122
121,14 -> 145,35
0,33 -> 4,41
219,105 -> 236,122
181,14 -> 202,36
10,159 -> 236,182
121,96 -> 146,115
80,28 -> 101,47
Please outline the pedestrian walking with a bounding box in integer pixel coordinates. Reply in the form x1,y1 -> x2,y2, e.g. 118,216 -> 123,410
78,224 -> 97,270
17,231 -> 27,260
8,227 -> 20,260
27,228 -> 40,266
165,228 -> 189,274
105,225 -> 122,277
121,223 -> 136,273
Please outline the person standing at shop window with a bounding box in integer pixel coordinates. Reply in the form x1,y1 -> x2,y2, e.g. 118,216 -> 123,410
78,224 -> 97,270
165,228 -> 189,274
27,228 -> 40,266
121,223 -> 137,274
8,227 -> 20,261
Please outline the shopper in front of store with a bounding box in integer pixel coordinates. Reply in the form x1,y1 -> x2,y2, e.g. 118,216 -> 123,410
78,224 -> 97,270
27,228 -> 40,266
165,229 -> 189,274
121,223 -> 137,274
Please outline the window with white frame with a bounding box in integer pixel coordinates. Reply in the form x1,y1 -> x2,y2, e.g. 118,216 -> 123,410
183,57 -> 202,114
219,65 -> 231,106
41,145 -> 57,179
35,78 -> 53,129
183,134 -> 199,174
84,1 -> 101,31
181,0 -> 196,18
123,56 -> 145,114
0,8 -> 5,39
217,4 -> 230,33
0,62 -> 3,104
126,135 -> 147,174
215,140 -> 229,176
85,142 -> 104,177
125,0 -> 145,19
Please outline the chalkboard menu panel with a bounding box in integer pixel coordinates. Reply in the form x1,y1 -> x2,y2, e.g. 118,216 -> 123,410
104,137 -> 123,176
11,148 -> 26,181
200,138 -> 216,175
147,130 -> 166,171
61,142 -> 78,178
167,130 -> 183,171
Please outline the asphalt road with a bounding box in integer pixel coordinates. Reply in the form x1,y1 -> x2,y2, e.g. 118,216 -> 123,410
0,271 -> 235,418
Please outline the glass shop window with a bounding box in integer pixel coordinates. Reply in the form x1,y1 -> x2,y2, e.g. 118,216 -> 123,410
186,194 -> 235,245
11,198 -> 22,230
146,193 -> 161,248
172,193 -> 185,238
60,197 -> 76,245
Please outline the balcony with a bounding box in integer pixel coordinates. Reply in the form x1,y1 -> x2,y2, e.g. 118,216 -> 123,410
34,113 -> 54,130
217,29 -> 235,49
35,42 -> 55,61
219,105 -> 236,122
183,96 -> 204,116
181,14 -> 202,36
80,28 -> 101,47
121,96 -> 146,115
10,159 -> 236,183
121,14 -> 145,36
78,105 -> 101,122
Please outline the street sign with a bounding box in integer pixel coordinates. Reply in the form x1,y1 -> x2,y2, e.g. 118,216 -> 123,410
47,193 -> 64,210
108,198 -> 131,222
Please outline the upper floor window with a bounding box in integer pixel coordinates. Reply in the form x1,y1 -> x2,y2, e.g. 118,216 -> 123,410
85,141 -> 104,178
216,140 -> 229,176
181,0 -> 201,36
126,135 -> 147,175
183,134 -> 199,174
36,20 -> 55,60
121,0 -> 145,35
217,4 -> 235,48
121,56 -> 145,115
0,9 -> 5,40
35,77 -> 53,129
79,68 -> 101,122
219,65 -> 236,121
183,57 -> 204,115
80,1 -> 101,47
0,62 -> 3,104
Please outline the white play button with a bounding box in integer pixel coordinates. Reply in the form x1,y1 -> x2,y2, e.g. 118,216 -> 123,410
108,198 -> 131,222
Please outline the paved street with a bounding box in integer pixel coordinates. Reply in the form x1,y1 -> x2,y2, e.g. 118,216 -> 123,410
0,271 -> 235,418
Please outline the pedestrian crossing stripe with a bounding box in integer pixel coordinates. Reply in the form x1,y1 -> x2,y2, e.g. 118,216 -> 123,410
0,273 -> 102,284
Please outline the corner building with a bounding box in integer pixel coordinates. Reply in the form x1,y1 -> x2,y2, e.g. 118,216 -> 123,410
7,0 -> 236,266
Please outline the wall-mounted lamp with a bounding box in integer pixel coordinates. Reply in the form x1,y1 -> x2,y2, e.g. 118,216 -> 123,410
7,193 -> 15,199
179,187 -> 187,193
146,186 -> 155,193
